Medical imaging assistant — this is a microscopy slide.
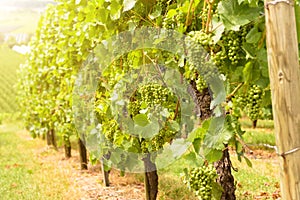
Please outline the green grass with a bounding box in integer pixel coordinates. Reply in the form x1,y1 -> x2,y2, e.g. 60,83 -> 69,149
240,118 -> 274,129
0,123 -> 69,200
239,118 -> 277,150
0,45 -> 25,113
232,157 -> 280,199
243,130 -> 276,147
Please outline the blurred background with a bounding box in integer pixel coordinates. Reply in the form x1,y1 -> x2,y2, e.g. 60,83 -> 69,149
0,0 -> 54,115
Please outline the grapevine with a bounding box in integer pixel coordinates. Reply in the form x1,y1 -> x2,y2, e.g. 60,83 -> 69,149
17,0 -> 277,198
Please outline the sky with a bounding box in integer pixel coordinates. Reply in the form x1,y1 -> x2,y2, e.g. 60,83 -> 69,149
0,0 -> 55,34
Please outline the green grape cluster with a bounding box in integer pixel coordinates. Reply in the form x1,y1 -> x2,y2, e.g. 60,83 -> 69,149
184,165 -> 218,200
102,119 -> 119,143
212,25 -> 250,67
182,63 -> 208,93
128,83 -> 180,153
187,30 -> 213,51
222,30 -> 244,65
128,83 -> 176,115
162,10 -> 185,30
245,85 -> 263,121
195,75 -> 207,92
184,30 -> 216,89
233,85 -> 263,121
212,50 -> 227,66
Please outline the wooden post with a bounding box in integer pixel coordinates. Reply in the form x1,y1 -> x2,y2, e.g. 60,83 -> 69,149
264,0 -> 300,199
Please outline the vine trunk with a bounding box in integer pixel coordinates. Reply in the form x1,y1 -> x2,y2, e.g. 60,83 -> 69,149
191,82 -> 236,199
143,153 -> 158,200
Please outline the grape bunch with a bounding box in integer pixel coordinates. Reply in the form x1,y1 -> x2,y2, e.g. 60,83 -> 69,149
128,83 -> 178,116
184,31 -> 223,93
128,83 -> 180,153
212,25 -> 250,67
195,75 -> 207,92
101,119 -> 119,143
245,85 -> 263,121
186,30 -> 213,52
233,85 -> 263,121
184,164 -> 218,200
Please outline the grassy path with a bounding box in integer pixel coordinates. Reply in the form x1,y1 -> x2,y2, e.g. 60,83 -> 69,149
0,123 -> 69,200
0,123 -> 146,200
0,122 -> 281,200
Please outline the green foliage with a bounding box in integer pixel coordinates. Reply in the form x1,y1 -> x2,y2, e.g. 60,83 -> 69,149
217,0 -> 262,31
95,81 -> 181,156
128,83 -> 180,152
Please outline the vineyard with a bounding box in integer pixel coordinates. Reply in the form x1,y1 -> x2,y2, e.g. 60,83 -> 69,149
0,45 -> 24,114
1,0 -> 300,199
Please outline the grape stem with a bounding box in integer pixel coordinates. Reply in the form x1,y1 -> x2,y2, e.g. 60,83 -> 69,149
205,0 -> 214,33
258,28 -> 266,49
129,10 -> 157,27
235,135 -> 253,155
185,0 -> 194,27
202,0 -> 207,30
144,53 -> 168,88
173,99 -> 180,120
226,82 -> 244,101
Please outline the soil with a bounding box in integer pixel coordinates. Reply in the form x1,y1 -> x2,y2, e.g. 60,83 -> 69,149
37,148 -> 145,200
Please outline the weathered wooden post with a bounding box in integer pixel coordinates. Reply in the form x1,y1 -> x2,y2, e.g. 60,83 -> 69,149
264,0 -> 300,199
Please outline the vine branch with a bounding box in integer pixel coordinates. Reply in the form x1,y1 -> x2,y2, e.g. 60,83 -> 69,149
226,82 -> 244,101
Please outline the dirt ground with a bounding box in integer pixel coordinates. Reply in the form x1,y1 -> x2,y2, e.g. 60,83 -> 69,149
35,147 -> 146,200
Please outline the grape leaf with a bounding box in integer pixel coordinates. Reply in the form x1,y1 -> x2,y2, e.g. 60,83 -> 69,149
133,114 -> 149,127
243,61 -> 261,85
110,0 -> 122,20
212,18 -> 225,44
217,0 -> 261,30
204,148 -> 223,163
149,5 -> 162,19
211,181 -> 223,200
203,116 -> 233,150
246,26 -> 262,44
169,138 -> 190,158
182,152 -> 203,167
123,0 -> 137,12
124,154 -> 139,171
168,121 -> 180,131
110,149 -> 123,164
243,156 -> 252,167
192,138 -> 202,153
